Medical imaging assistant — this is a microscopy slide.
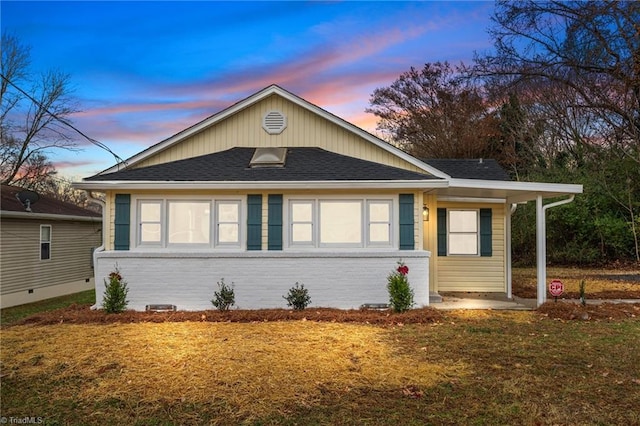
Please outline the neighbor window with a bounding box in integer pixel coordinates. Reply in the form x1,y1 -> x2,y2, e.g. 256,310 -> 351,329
448,210 -> 478,255
287,198 -> 394,248
40,225 -> 51,260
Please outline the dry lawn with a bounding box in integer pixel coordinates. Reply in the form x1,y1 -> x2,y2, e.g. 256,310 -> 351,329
512,266 -> 640,299
2,308 -> 639,425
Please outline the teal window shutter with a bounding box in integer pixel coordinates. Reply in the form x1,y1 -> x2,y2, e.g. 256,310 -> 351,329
114,194 -> 130,250
437,208 -> 447,256
268,194 -> 283,250
398,194 -> 414,250
480,208 -> 492,257
247,194 -> 262,250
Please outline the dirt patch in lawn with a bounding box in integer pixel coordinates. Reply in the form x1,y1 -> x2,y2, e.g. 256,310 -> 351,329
9,301 -> 640,327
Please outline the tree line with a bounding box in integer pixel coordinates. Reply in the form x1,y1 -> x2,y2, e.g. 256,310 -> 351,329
368,1 -> 639,265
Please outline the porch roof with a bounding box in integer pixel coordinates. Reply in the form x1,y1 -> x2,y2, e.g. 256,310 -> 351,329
427,178 -> 583,203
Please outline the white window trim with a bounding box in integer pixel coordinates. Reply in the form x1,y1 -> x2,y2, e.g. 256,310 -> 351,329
137,199 -> 164,247
167,199 -> 212,248
318,200 -> 364,248
214,200 -> 242,248
289,199 -> 316,248
40,224 -> 52,260
131,196 -> 245,250
366,200 -> 393,248
284,195 -> 397,249
447,209 -> 480,256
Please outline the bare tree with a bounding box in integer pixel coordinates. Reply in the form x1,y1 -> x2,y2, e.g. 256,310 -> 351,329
1,32 -> 79,186
474,1 -> 640,263
367,62 -> 501,160
474,0 -> 640,165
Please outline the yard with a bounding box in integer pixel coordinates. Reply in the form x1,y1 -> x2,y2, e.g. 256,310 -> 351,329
1,267 -> 639,425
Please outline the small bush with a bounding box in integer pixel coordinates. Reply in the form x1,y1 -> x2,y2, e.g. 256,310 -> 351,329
387,261 -> 414,313
211,279 -> 235,311
102,267 -> 129,313
284,282 -> 311,310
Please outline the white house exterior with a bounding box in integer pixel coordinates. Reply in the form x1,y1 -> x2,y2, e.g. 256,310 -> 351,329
75,85 -> 582,310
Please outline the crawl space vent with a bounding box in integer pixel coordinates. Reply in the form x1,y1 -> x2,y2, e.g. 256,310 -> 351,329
262,110 -> 287,134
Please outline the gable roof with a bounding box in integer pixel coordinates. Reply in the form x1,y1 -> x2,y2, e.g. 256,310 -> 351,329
423,159 -> 510,181
86,147 -> 440,182
95,84 -> 448,179
1,185 -> 100,220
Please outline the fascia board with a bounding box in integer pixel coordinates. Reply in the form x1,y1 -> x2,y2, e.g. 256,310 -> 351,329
94,85 -> 447,179
449,178 -> 583,195
73,180 -> 449,191
0,210 -> 101,222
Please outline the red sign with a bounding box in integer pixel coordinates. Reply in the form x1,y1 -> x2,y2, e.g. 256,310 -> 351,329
549,279 -> 564,297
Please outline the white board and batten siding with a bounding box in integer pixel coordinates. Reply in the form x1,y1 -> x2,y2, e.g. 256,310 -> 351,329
0,218 -> 102,308
94,250 -> 430,311
435,203 -> 507,293
133,94 -> 425,174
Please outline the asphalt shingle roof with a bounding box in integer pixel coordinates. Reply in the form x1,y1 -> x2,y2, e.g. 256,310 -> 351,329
423,159 -> 510,181
1,185 -> 100,217
86,147 -> 440,182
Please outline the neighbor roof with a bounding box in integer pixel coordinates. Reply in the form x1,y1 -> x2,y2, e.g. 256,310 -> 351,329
422,159 -> 511,181
85,147 -> 441,182
1,185 -> 100,218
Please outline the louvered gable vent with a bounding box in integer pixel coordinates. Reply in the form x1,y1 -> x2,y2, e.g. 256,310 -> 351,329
262,110 -> 287,134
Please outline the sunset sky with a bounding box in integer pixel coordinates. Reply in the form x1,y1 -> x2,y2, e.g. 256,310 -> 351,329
2,1 -> 495,179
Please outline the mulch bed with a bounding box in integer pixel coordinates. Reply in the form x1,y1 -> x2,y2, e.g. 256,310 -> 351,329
8,301 -> 640,327
11,304 -> 446,327
537,301 -> 640,321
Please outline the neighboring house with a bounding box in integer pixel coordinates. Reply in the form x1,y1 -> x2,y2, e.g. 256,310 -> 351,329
75,85 -> 582,311
1,185 -> 102,308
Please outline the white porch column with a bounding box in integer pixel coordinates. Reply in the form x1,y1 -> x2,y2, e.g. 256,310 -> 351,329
536,195 -> 546,307
536,195 -> 576,307
506,204 -> 516,300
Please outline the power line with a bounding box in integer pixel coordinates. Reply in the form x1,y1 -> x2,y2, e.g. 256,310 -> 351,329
0,73 -> 127,168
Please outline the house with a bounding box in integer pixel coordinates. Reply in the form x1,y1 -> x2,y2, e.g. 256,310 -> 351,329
0,185 -> 102,308
75,85 -> 582,311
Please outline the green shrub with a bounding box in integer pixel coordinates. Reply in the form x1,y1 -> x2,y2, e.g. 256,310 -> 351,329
102,267 -> 129,313
284,282 -> 311,310
387,262 -> 414,313
211,279 -> 235,311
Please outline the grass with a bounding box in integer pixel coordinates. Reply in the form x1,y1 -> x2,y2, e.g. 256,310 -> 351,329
512,266 -> 640,299
2,311 -> 639,425
0,289 -> 95,327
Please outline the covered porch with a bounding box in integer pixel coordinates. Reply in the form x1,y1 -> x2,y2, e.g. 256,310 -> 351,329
422,178 -> 583,307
